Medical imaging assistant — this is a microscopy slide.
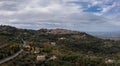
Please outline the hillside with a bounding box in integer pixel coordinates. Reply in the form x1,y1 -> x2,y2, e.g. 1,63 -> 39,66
0,25 -> 120,66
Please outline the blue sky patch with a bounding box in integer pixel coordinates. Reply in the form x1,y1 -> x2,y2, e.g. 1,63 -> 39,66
84,6 -> 102,12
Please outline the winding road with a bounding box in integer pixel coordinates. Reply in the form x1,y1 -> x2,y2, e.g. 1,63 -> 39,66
0,49 -> 23,64
0,39 -> 25,64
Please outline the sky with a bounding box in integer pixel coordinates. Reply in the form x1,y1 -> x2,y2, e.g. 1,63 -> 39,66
0,0 -> 120,32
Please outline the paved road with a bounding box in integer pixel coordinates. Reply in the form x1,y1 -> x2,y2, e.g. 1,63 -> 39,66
0,39 -> 25,64
0,49 -> 23,64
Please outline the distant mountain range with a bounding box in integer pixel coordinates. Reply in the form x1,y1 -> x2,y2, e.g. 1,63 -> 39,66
0,25 -> 120,40
88,32 -> 120,40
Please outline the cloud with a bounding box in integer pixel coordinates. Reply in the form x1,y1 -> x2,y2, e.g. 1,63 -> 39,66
107,14 -> 120,26
102,2 -> 116,13
0,0 -> 119,31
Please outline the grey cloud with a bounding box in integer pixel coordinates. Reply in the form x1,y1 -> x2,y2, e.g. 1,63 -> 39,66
0,0 -> 119,31
0,0 -> 30,11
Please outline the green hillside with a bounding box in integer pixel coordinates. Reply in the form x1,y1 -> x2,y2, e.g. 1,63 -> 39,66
0,25 -> 120,66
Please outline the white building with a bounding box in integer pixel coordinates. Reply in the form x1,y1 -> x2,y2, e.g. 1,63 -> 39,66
37,55 -> 46,61
51,42 -> 56,46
